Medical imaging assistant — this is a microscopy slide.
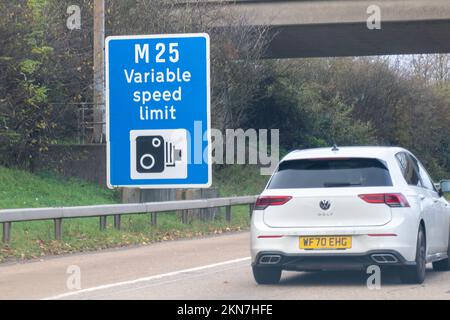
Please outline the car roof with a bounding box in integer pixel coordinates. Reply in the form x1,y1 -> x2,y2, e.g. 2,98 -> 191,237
282,146 -> 408,162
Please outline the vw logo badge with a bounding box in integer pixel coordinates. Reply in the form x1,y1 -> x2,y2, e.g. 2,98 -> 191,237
320,200 -> 331,211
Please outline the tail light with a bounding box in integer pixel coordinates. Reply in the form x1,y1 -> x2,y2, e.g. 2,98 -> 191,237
359,193 -> 410,207
254,196 -> 292,210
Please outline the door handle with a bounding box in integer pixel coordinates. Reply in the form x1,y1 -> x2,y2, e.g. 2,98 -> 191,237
419,195 -> 425,201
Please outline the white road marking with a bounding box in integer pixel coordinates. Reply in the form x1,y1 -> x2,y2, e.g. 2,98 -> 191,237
43,257 -> 251,300
85,262 -> 250,300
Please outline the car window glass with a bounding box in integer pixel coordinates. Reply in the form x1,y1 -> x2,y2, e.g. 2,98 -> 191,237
267,158 -> 393,189
407,154 -> 424,187
417,161 -> 436,192
396,152 -> 421,187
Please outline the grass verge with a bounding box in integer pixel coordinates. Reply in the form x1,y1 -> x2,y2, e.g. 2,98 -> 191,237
0,165 -> 268,262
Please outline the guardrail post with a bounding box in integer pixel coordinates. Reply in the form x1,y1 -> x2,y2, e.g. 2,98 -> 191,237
99,216 -> 107,230
54,219 -> 63,241
249,204 -> 254,218
181,210 -> 188,224
151,213 -> 157,226
2,222 -> 11,244
225,206 -> 232,223
114,215 -> 121,230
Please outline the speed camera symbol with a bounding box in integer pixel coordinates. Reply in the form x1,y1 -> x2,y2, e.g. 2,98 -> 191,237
136,136 -> 166,173
130,129 -> 188,180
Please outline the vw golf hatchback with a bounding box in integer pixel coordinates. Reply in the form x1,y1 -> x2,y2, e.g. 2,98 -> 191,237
251,146 -> 450,284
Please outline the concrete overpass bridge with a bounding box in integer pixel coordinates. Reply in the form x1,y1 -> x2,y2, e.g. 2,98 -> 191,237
206,0 -> 450,58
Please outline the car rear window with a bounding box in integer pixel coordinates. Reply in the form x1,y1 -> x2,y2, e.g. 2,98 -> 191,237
268,158 -> 393,189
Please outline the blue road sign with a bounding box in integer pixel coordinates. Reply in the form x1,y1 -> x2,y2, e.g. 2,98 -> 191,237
105,34 -> 211,189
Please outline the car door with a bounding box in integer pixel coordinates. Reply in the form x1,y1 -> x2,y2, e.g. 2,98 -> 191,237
396,152 -> 438,254
440,198 -> 450,252
436,197 -> 450,253
417,161 -> 449,253
409,155 -> 441,254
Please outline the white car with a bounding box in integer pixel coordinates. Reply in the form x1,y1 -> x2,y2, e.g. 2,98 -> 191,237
251,146 -> 450,284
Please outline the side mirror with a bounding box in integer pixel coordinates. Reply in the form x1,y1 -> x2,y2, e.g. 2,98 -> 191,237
439,180 -> 450,197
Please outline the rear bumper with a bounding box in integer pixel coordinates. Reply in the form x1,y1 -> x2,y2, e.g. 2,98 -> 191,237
251,209 -> 419,263
253,250 -> 415,271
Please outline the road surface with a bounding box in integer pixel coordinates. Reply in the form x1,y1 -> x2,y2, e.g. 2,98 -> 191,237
0,232 -> 449,300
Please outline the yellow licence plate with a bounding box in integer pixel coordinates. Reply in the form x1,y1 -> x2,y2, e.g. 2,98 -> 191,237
299,236 -> 352,250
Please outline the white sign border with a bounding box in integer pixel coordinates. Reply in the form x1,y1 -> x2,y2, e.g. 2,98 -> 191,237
105,33 -> 212,189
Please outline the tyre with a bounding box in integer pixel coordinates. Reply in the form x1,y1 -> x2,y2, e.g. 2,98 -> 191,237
252,266 -> 282,285
432,232 -> 450,271
400,226 -> 427,284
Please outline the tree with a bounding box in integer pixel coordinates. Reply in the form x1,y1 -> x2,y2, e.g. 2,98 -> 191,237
242,60 -> 377,150
0,0 -> 271,168
0,0 -> 56,169
106,0 -> 270,130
